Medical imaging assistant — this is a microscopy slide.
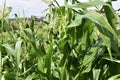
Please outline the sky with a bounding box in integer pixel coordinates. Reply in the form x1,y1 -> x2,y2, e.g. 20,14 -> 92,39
0,0 -> 120,18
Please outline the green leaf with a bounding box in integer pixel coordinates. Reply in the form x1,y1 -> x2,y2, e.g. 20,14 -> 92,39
15,39 -> 23,68
67,14 -> 83,28
100,33 -> 112,59
59,41 -> 71,66
2,44 -> 15,57
37,55 -> 44,73
60,64 -> 69,80
30,16 -> 34,32
108,74 -> 120,80
82,47 -> 98,66
93,69 -> 101,80
67,1 -> 106,9
24,28 -> 35,42
44,43 -> 53,78
25,75 -> 33,80
25,73 -> 39,80
84,11 -> 117,39
4,72 -> 16,80
102,57 -> 120,64
103,1 -> 118,33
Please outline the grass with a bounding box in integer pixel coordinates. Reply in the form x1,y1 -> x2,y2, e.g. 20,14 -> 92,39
0,0 -> 120,80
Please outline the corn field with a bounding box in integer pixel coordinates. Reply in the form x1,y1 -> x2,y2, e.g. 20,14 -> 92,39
0,0 -> 120,80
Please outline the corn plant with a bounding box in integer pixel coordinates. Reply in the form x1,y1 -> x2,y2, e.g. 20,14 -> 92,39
0,0 -> 120,80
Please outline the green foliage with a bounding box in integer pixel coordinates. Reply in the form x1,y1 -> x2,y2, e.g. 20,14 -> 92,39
0,0 -> 120,80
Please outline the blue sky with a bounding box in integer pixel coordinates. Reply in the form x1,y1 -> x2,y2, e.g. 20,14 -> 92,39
0,0 -> 120,17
